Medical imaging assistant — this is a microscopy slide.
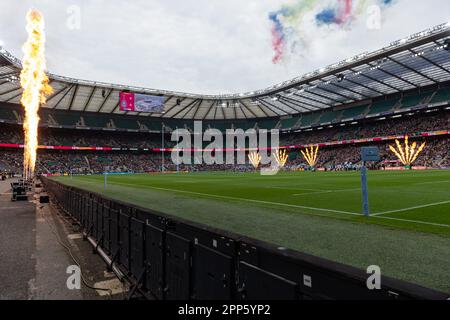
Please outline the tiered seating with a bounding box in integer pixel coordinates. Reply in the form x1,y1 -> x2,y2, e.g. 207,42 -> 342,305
83,113 -> 110,128
0,106 -> 16,121
113,117 -> 139,130
341,104 -> 369,119
400,92 -> 432,109
257,118 -> 278,130
299,112 -> 321,127
143,119 -> 163,131
39,109 -> 54,125
318,110 -> 342,124
430,87 -> 450,104
368,98 -> 399,115
53,112 -> 80,126
280,117 -> 300,129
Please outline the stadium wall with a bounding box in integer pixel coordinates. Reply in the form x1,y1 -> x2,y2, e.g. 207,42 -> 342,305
41,177 -> 449,300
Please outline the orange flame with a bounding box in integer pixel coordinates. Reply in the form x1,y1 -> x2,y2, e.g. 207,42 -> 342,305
20,9 -> 52,180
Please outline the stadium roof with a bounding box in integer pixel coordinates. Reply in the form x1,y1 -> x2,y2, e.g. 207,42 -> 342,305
1,23 -> 450,120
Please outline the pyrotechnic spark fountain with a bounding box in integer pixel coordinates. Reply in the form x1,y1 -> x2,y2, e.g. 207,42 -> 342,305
388,136 -> 426,167
20,9 -> 52,180
248,152 -> 262,170
273,149 -> 288,168
301,145 -> 319,168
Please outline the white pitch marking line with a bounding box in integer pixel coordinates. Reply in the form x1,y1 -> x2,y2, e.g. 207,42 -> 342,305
81,179 -> 362,216
372,200 -> 450,216
372,215 -> 450,228
62,178 -> 450,228
415,180 -> 450,185
293,188 -> 360,196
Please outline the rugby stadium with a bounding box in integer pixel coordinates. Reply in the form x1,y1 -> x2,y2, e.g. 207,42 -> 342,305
0,8 -> 449,304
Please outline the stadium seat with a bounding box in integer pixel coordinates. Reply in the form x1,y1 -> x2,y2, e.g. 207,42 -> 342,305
0,106 -> 16,121
52,112 -> 80,127
257,119 -> 278,130
430,87 -> 450,104
113,117 -> 140,130
368,98 -> 399,115
399,92 -> 432,109
83,113 -> 110,128
280,117 -> 300,129
341,104 -> 369,119
299,112 -> 321,127
318,110 -> 342,124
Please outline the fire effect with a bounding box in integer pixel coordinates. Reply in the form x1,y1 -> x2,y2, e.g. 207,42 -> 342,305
301,145 -> 319,168
20,9 -> 52,179
273,149 -> 288,168
248,152 -> 261,169
388,136 -> 426,167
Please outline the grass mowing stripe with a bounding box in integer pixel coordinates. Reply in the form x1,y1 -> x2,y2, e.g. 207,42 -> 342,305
81,177 -> 450,229
372,215 -> 450,228
372,200 -> 450,216
96,179 -> 363,216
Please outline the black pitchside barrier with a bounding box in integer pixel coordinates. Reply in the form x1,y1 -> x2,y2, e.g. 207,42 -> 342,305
40,177 -> 449,300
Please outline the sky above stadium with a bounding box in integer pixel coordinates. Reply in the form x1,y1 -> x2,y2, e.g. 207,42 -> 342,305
1,0 -> 449,95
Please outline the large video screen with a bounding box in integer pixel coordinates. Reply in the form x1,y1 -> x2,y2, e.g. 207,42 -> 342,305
119,92 -> 164,113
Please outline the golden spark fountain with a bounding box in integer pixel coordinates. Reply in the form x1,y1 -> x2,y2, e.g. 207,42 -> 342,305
273,149 -> 288,168
388,136 -> 426,167
248,151 -> 261,170
20,9 -> 52,180
301,145 -> 319,168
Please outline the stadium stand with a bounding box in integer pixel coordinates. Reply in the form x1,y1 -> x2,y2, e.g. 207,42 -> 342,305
318,109 -> 343,124
368,98 -> 399,115
430,86 -> 450,104
341,104 -> 369,119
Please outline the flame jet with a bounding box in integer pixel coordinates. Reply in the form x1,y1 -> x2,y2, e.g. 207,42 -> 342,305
20,9 -> 52,179
388,136 -> 426,167
301,145 -> 319,168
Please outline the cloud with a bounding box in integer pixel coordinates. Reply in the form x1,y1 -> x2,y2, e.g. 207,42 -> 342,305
0,0 -> 449,95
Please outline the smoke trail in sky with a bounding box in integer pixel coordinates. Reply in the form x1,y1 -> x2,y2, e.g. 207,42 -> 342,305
268,0 -> 395,64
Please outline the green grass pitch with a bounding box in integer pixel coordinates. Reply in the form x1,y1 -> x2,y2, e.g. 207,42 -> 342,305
53,170 -> 450,293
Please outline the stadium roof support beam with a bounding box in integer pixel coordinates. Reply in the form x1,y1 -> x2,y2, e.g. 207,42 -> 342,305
282,94 -> 323,109
292,92 -> 330,107
303,88 -> 341,104
256,99 -> 287,116
82,86 -> 97,112
220,104 -> 226,120
409,49 -> 450,75
325,81 -> 372,99
277,96 -> 312,112
202,100 -> 217,120
387,56 -> 438,84
238,104 -> 248,119
45,84 -> 70,103
314,84 -> 355,102
279,96 -> 317,112
341,77 -> 385,95
0,70 -> 19,80
160,97 -> 186,117
350,68 -> 400,92
52,84 -> 76,109
180,99 -> 203,119
168,98 -> 200,119
110,100 -> 121,114
96,88 -> 113,112
5,90 -> 23,103
367,62 -> 419,88
240,101 -> 260,118
0,86 -> 21,97
68,84 -> 79,110
192,99 -> 205,119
